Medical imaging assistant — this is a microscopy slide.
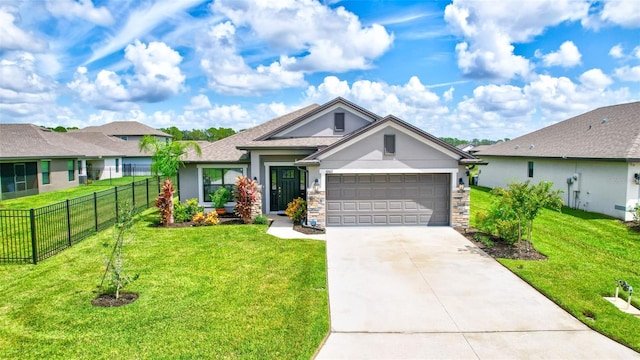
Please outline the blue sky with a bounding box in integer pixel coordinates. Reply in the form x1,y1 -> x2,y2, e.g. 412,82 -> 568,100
1,0 -> 639,140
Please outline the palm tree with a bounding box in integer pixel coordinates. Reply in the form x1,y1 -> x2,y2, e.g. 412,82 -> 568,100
139,136 -> 202,224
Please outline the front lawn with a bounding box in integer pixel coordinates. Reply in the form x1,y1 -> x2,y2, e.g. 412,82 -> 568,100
0,212 -> 328,359
471,186 -> 640,352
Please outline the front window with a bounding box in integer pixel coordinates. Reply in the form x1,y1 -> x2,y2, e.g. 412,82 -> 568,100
67,160 -> 75,181
202,168 -> 244,202
42,161 -> 50,185
528,161 -> 534,178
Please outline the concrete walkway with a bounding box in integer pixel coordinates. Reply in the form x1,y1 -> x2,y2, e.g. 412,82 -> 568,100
266,215 -> 326,240
315,227 -> 639,359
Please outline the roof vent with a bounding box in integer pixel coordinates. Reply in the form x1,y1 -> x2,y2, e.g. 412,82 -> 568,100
588,125 -> 592,130
515,145 -> 520,149
529,144 -> 535,149
602,118 -> 608,124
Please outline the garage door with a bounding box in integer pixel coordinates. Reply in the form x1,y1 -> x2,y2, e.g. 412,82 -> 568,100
326,173 -> 450,226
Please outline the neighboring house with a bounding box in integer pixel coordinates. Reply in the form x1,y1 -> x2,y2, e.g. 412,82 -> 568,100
456,143 -> 475,152
74,121 -> 171,174
0,124 -> 122,200
180,97 -> 482,228
475,101 -> 640,221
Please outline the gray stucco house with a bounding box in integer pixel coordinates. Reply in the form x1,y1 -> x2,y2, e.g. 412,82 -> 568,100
476,101 -> 640,221
180,98 -> 481,228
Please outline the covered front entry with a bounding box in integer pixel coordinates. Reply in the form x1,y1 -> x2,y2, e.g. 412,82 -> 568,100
325,173 -> 450,226
269,166 -> 306,212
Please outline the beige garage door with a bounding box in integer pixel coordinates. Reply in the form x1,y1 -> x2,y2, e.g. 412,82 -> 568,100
325,173 -> 450,226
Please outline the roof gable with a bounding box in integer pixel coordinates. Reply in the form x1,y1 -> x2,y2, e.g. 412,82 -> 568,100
298,115 -> 477,164
255,97 -> 380,141
476,101 -> 640,160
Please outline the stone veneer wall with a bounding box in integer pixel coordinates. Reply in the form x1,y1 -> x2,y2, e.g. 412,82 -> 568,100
251,184 -> 262,220
451,187 -> 470,229
306,190 -> 326,228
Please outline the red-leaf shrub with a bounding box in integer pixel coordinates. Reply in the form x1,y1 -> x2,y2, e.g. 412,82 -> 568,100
155,179 -> 175,226
285,197 -> 307,224
233,176 -> 259,224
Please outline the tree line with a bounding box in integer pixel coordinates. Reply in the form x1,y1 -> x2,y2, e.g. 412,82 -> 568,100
158,126 -> 236,142
439,137 -> 510,147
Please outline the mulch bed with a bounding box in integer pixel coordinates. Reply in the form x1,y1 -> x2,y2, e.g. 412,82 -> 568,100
293,224 -> 326,235
91,292 -> 139,307
458,227 -> 547,261
151,213 -> 245,228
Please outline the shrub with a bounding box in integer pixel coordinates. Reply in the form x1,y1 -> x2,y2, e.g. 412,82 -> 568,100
211,187 -> 231,209
234,176 -> 260,224
629,204 -> 640,225
191,211 -> 219,226
285,197 -> 307,224
155,179 -> 175,226
253,215 -> 269,225
191,212 -> 205,225
175,198 -> 203,222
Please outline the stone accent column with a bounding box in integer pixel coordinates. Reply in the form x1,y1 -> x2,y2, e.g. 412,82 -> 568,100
251,182 -> 262,219
451,186 -> 470,230
306,190 -> 326,228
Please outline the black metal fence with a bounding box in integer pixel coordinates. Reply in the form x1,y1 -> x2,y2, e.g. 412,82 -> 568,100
0,178 -> 161,264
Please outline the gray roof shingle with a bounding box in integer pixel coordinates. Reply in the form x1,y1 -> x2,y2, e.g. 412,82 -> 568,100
183,104 -> 320,162
476,101 -> 640,160
77,121 -> 171,138
0,124 -> 121,159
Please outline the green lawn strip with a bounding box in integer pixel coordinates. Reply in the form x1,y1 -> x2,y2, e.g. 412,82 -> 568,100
0,214 -> 328,359
0,176 -> 155,210
470,186 -> 640,352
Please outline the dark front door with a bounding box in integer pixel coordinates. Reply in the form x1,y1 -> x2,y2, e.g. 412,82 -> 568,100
270,167 -> 305,212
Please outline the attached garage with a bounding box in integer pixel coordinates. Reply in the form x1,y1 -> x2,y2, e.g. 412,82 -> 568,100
325,173 -> 451,226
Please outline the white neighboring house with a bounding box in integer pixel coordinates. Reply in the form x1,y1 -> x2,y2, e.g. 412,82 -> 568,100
75,121 -> 172,175
476,101 -> 640,221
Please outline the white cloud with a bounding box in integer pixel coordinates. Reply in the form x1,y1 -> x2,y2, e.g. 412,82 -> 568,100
538,41 -> 581,67
185,94 -> 212,110
211,0 -> 393,73
0,7 -> 48,52
599,0 -> 640,28
45,0 -> 114,27
609,44 -> 624,58
0,52 -> 57,117
614,66 -> 640,82
199,22 -> 306,95
69,41 -> 185,110
444,0 -> 589,80
579,68 -> 613,89
634,46 -> 640,59
85,0 -> 205,64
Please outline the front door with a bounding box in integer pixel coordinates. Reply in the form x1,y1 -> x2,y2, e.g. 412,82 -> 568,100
270,167 -> 305,212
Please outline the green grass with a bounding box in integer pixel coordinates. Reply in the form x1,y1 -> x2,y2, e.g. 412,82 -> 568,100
0,176 -> 155,209
0,211 -> 328,359
470,186 -> 640,352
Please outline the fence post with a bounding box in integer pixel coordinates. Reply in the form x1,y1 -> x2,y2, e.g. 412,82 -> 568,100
94,192 -> 98,231
132,180 -> 136,208
30,209 -> 38,265
146,178 -> 150,207
115,186 -> 119,221
66,199 -> 72,246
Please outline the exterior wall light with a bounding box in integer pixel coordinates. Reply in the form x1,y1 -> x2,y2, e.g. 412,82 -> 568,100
313,178 -> 320,193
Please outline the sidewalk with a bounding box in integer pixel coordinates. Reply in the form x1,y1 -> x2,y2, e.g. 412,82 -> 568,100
266,215 -> 326,241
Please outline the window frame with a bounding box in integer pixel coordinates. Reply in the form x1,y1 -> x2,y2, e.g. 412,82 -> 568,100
334,113 -> 345,132
42,160 -> 50,185
67,160 -> 75,181
384,134 -> 396,155
200,166 -> 246,203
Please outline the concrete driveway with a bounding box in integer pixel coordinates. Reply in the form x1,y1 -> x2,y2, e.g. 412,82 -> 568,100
315,227 -> 639,359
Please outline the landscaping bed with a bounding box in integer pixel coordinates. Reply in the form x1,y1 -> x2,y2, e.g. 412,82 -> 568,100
459,228 -> 547,261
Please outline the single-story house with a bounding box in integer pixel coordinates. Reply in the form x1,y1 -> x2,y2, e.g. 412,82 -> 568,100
180,97 -> 482,228
475,101 -> 640,221
0,124 -> 123,200
74,121 -> 171,174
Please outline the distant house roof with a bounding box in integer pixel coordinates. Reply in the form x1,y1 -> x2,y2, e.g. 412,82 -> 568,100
456,143 -> 474,152
64,131 -> 148,157
183,104 -> 320,162
0,124 -> 121,159
476,101 -> 640,161
77,121 -> 171,138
